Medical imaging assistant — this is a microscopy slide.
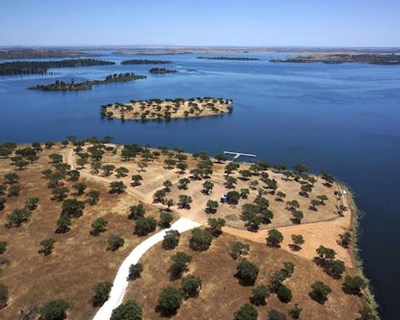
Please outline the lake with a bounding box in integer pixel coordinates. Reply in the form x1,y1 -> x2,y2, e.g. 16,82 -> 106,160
1,52 -> 399,319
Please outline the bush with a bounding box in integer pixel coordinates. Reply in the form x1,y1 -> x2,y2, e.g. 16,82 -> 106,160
25,197 -> 39,210
157,287 -> 183,316
235,259 -> 259,286
163,230 -> 180,250
189,228 -> 213,251
91,217 -> 108,236
129,263 -> 144,280
93,281 -> 113,307
108,235 -> 124,251
110,300 -> 143,320
276,284 -> 292,303
39,238 -> 56,256
181,275 -> 202,298
7,184 -> 20,197
0,283 -> 8,309
0,241 -> 7,254
40,300 -> 69,320
56,216 -> 71,233
6,208 -> 32,228
234,303 -> 258,320
135,216 -> 157,236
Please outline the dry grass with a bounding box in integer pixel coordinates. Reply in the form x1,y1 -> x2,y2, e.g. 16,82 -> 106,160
124,232 -> 363,320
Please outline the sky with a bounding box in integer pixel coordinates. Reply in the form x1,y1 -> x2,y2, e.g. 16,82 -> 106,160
0,0 -> 399,47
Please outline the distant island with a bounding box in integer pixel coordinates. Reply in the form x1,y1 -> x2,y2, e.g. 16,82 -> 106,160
101,97 -> 233,121
0,59 -> 115,76
27,72 -> 146,91
270,53 -> 400,65
149,68 -> 178,74
121,59 -> 172,65
0,48 -> 94,59
198,56 -> 260,61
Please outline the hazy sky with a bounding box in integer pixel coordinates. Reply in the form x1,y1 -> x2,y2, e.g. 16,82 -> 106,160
1,0 -> 399,47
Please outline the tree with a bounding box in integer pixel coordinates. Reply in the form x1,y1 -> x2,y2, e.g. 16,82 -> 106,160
343,275 -> 366,295
91,217 -> 108,235
205,199 -> 219,214
163,230 -> 180,250
170,251 -> 192,279
178,195 -> 192,209
310,281 -> 331,304
0,283 -> 8,309
163,180 -> 173,192
158,212 -> 173,228
107,235 -> 124,251
109,181 -> 126,194
207,218 -> 225,237
87,190 -> 100,205
268,309 -> 287,320
225,162 -> 240,174
76,158 -> 88,169
44,141 -> 55,149
189,228 -> 213,251
7,184 -> 21,197
49,153 -> 63,164
239,169 -> 252,180
131,174 -> 143,187
234,303 -> 258,320
102,164 -> 116,176
250,285 -> 270,306
291,210 -> 304,224
39,238 -> 56,255
56,216 -> 71,233
202,180 -> 214,194
290,234 -> 304,251
4,172 -> 19,184
324,259 -> 345,279
225,175 -> 237,189
267,229 -> 284,248
338,232 -> 352,248
157,287 -> 183,316
0,241 -> 7,254
357,306 -> 377,320
129,263 -> 144,280
115,167 -> 129,178
214,153 -> 228,163
40,300 -> 69,320
288,304 -> 303,319
286,200 -> 300,211
178,177 -> 190,190
135,217 -> 157,236
235,259 -> 259,286
231,241 -> 250,260
176,162 -> 188,173
110,300 -> 143,320
164,158 -> 176,169
275,191 -> 286,202
240,188 -> 250,199
292,163 -> 309,174
317,194 -> 328,205
6,208 -> 32,228
25,197 -> 39,210
321,171 -> 335,186
93,281 -> 112,307
153,189 -> 166,203
277,284 -> 292,303
310,199 -> 320,211
0,197 -> 5,212
181,275 -> 202,298
315,245 -> 336,264
300,184 -> 312,196
72,182 -> 87,195
128,204 -> 145,220
51,186 -> 69,202
61,199 -> 85,218
226,191 -> 240,204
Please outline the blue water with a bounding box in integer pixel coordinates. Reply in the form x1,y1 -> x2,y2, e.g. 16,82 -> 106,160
1,52 -> 399,319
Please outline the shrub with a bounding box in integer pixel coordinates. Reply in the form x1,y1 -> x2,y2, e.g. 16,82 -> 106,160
129,263 -> 144,280
7,184 -> 21,197
91,217 -> 108,236
110,300 -> 143,320
40,300 -> 69,320
39,238 -> 56,256
56,216 -> 71,233
235,259 -> 259,286
93,281 -> 113,307
6,208 -> 32,228
107,235 -> 124,251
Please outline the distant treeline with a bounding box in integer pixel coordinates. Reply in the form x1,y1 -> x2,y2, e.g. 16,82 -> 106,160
121,59 -> 172,65
270,54 -> 400,65
149,68 -> 178,74
0,48 -> 92,59
197,56 -> 260,61
0,59 -> 115,76
28,72 -> 146,91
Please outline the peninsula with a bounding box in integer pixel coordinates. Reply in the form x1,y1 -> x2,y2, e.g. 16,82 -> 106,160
27,73 -> 146,91
0,140 -> 377,319
100,97 -> 233,121
0,59 -> 115,76
270,53 -> 400,65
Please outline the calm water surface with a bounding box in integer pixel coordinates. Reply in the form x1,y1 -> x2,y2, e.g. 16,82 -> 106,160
1,52 -> 399,319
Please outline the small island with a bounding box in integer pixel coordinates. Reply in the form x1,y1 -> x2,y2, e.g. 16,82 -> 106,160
0,59 -> 115,76
27,72 -> 146,91
149,68 -> 178,74
121,59 -> 173,65
197,56 -> 260,61
100,97 -> 233,121
270,53 -> 400,65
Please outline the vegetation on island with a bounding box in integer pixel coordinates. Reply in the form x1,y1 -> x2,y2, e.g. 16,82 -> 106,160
270,53 -> 400,65
149,68 -> 178,74
121,59 -> 172,65
0,48 -> 93,59
197,56 -> 260,61
0,59 -> 115,76
28,72 -> 146,91
100,97 -> 233,121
